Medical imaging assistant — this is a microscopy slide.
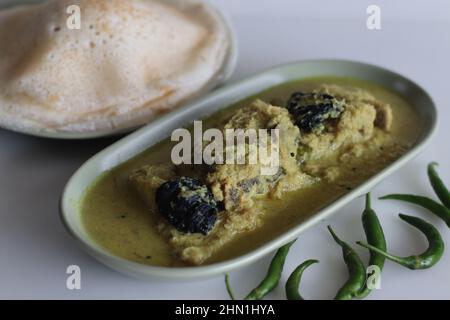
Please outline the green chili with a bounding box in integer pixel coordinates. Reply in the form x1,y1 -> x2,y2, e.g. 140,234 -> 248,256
356,193 -> 386,299
244,239 -> 296,300
357,214 -> 444,270
428,162 -> 450,209
224,274 -> 235,300
327,226 -> 366,300
285,259 -> 319,300
380,194 -> 450,228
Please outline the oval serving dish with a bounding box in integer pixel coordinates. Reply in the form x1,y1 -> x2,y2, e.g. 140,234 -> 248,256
60,60 -> 437,280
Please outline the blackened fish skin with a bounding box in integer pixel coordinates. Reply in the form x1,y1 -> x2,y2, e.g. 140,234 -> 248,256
286,92 -> 345,133
155,177 -> 219,235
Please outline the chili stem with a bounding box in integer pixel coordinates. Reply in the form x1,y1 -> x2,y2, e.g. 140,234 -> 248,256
428,162 -> 450,209
380,194 -> 450,228
224,274 -> 235,300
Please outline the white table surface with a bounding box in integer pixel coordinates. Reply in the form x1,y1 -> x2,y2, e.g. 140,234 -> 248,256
1,0 -> 450,300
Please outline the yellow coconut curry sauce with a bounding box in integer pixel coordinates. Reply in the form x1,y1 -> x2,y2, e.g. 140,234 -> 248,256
81,77 -> 421,267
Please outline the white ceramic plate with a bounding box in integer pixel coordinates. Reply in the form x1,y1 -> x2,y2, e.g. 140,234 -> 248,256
0,0 -> 238,139
60,60 -> 438,280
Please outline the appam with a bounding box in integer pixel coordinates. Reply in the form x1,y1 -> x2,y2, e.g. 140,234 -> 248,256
0,0 -> 236,138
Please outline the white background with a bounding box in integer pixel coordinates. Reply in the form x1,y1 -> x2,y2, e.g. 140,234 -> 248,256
0,0 -> 450,299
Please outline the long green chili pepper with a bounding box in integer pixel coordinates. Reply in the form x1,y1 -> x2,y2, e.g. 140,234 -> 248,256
244,239 -> 296,300
224,240 -> 297,300
285,259 -> 319,300
327,226 -> 366,300
356,193 -> 386,299
380,194 -> 450,228
357,214 -> 444,270
428,162 -> 450,209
